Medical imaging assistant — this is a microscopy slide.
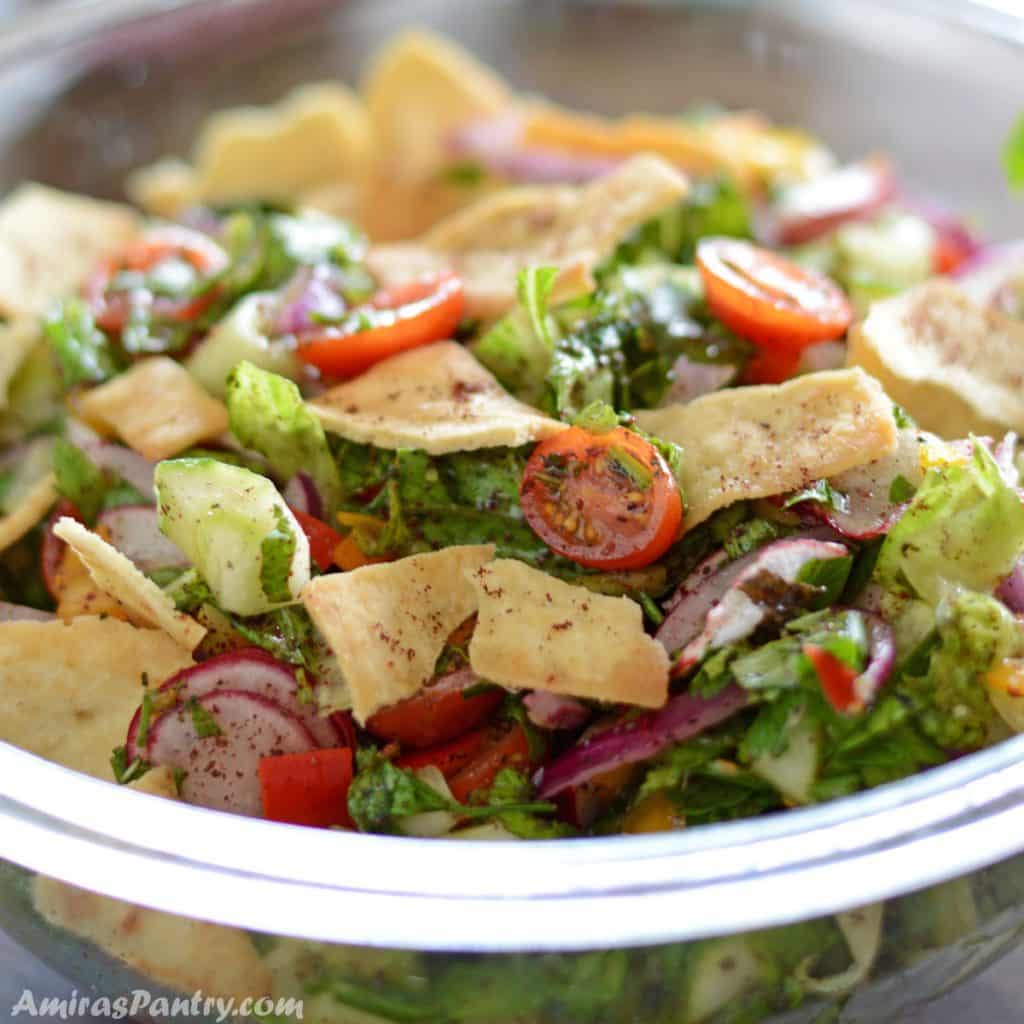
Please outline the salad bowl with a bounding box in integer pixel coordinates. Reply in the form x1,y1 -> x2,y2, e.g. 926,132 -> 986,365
2,1 -> 1024,1022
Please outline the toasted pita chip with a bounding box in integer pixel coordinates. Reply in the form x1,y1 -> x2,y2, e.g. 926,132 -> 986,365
128,84 -> 371,215
53,519 -> 205,650
0,473 -> 55,554
302,545 -> 495,723
468,560 -> 669,708
33,878 -> 271,1001
359,30 -> 512,241
0,317 -> 41,409
367,155 -> 688,319
635,368 -> 898,529
125,158 -> 198,218
847,280 -> 1024,439
77,357 -> 229,461
0,616 -> 192,778
0,184 -> 140,318
309,340 -> 567,454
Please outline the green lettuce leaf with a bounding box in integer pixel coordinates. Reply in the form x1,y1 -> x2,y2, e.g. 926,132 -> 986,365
226,361 -> 341,515
260,506 -> 298,604
1004,112 -> 1024,192
471,266 -> 560,407
875,442 -> 1024,604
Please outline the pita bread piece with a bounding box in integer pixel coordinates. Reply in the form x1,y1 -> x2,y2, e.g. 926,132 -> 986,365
468,559 -> 669,708
0,616 -> 192,779
302,544 -> 495,723
847,279 -> 1024,439
0,184 -> 139,318
0,473 -> 55,555
636,368 -> 898,529
367,154 -> 689,319
77,356 -> 229,461
309,340 -> 566,455
53,518 -> 205,650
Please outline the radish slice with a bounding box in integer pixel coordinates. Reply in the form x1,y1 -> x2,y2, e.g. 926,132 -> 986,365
805,427 -> 925,540
0,602 -> 55,622
537,684 -> 748,799
674,539 -> 849,674
768,157 -> 895,246
126,648 -> 341,761
97,505 -> 188,572
146,690 -> 316,816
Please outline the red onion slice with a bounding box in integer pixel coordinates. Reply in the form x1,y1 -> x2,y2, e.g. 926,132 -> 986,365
97,505 -> 188,572
274,266 -> 348,336
0,602 -> 56,623
657,549 -> 752,657
537,684 -> 748,798
674,539 -> 849,674
524,692 -> 591,731
284,472 -> 325,521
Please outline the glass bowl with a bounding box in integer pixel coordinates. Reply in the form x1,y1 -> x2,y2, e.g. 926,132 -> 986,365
2,1 -> 1024,1020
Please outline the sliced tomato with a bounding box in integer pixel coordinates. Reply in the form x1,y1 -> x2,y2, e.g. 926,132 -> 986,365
366,678 -> 504,750
85,227 -> 228,333
448,724 -> 532,805
290,508 -> 343,572
259,747 -> 354,829
697,238 -> 853,354
395,727 -> 489,780
741,346 -> 802,385
520,426 -> 683,570
295,270 -> 464,379
773,157 -> 894,246
804,643 -> 863,714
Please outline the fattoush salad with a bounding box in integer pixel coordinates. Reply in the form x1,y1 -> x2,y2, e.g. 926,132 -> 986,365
3,31 -> 1024,855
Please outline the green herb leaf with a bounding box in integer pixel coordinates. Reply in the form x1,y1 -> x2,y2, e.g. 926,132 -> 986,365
888,474 -> 916,504
783,479 -> 850,515
110,745 -> 151,785
571,400 -> 620,434
797,556 -> 853,608
260,506 -> 298,604
892,404 -> 913,429
187,697 -> 224,739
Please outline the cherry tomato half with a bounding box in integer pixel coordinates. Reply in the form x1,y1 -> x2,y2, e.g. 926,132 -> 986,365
366,677 -> 505,750
697,238 -> 853,354
773,157 -> 894,246
85,227 -> 228,333
520,426 -> 683,571
741,347 -> 802,386
295,270 -> 464,379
